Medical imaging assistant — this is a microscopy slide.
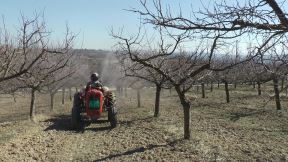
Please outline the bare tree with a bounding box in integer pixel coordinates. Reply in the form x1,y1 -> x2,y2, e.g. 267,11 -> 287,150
117,55 -> 169,117
0,14 -> 73,84
112,0 -> 288,139
214,54 -> 244,103
255,40 -> 288,110
19,48 -> 75,119
112,24 -> 229,139
8,15 -> 76,119
45,65 -> 76,111
124,77 -> 147,108
244,59 -> 269,96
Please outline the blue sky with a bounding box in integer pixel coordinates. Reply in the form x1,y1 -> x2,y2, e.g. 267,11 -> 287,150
0,0 -> 197,50
1,1 -> 288,51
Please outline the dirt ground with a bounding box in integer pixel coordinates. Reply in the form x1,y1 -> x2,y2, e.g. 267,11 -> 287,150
0,85 -> 287,161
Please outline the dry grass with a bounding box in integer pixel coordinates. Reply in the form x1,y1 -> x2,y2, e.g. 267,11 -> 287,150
119,85 -> 288,161
0,85 -> 287,161
0,89 -> 74,122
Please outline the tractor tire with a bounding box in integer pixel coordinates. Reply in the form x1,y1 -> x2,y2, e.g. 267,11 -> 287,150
73,92 -> 83,109
108,106 -> 117,128
71,106 -> 81,129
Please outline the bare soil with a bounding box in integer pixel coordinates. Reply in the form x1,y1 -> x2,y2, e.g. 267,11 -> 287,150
0,86 -> 287,161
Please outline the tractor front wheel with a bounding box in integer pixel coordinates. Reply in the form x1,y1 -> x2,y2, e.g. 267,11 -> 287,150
108,106 -> 117,128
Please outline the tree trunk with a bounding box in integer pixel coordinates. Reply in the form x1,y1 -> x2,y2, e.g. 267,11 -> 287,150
273,78 -> 281,110
116,86 -> 121,95
50,93 -> 55,111
183,102 -> 191,139
196,85 -> 199,92
124,87 -> 128,97
119,87 -> 122,96
175,86 -> 191,140
29,88 -> 36,120
224,81 -> 230,103
62,87 -> 65,105
69,87 -> 72,101
201,83 -> 205,98
137,89 -> 141,108
154,85 -> 161,117
286,75 -> 288,96
253,82 -> 256,89
281,77 -> 284,91
120,87 -> 124,96
210,82 -> 213,92
217,82 -> 220,88
234,83 -> 237,89
257,82 -> 261,96
285,85 -> 288,97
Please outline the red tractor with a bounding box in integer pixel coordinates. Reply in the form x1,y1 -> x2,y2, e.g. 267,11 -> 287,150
71,87 -> 117,129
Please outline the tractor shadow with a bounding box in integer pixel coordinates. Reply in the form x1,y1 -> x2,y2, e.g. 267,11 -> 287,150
43,115 -> 112,133
84,119 -> 112,132
44,115 -> 73,131
84,125 -> 112,132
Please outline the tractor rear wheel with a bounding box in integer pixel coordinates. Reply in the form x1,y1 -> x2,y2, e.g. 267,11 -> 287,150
71,106 -> 81,129
108,106 -> 117,128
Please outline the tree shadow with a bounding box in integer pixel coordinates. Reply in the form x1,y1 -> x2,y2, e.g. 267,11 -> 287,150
117,116 -> 154,127
193,101 -> 227,109
93,139 -> 184,162
229,110 -> 267,122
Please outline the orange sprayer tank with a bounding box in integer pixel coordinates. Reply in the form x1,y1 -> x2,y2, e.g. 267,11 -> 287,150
85,88 -> 104,119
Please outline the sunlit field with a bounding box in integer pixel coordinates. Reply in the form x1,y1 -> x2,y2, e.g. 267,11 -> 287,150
0,84 -> 287,161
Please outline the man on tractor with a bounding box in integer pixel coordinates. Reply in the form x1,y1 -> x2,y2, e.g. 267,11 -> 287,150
74,72 -> 115,108
85,72 -> 115,109
86,73 -> 103,91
